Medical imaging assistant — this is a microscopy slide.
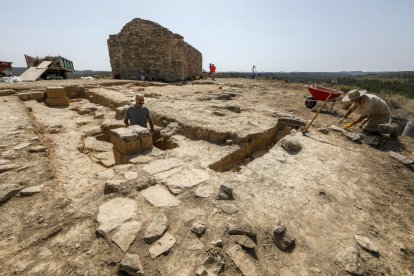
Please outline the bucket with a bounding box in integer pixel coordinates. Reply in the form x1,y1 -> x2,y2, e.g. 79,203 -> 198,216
402,121 -> 414,138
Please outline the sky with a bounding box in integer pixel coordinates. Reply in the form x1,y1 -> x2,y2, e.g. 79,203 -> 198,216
1,0 -> 413,72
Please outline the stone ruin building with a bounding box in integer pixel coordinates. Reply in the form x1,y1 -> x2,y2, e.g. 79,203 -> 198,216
107,18 -> 202,81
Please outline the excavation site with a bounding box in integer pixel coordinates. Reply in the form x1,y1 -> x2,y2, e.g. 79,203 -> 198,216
0,77 -> 413,276
0,16 -> 414,276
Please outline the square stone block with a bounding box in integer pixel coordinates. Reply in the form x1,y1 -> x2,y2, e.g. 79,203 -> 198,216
46,86 -> 67,98
45,97 -> 69,107
113,148 -> 130,165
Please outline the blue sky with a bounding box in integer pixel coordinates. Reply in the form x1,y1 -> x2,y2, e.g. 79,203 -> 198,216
1,0 -> 413,72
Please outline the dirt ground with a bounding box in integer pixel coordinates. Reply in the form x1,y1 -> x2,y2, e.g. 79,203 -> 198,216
0,78 -> 413,276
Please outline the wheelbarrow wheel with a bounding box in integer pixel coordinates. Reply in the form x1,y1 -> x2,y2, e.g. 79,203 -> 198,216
305,96 -> 317,109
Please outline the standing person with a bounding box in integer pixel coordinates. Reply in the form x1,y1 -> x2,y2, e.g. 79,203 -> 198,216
211,64 -> 216,80
209,63 -> 212,74
339,89 -> 399,139
124,94 -> 154,133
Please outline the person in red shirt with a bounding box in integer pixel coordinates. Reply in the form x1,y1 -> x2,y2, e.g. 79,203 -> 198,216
211,64 -> 216,80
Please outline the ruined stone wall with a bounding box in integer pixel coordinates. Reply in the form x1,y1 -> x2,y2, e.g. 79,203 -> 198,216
108,18 -> 202,81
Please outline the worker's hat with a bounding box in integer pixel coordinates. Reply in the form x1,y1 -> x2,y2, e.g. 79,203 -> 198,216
342,89 -> 367,102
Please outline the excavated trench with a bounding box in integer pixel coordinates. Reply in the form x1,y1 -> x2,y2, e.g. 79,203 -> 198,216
208,119 -> 298,172
35,86 -> 305,170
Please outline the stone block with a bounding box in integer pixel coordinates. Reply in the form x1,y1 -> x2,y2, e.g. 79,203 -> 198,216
18,91 -> 44,101
46,86 -> 67,98
113,148 -> 130,165
45,97 -> 69,107
110,127 -> 141,154
101,119 -> 126,140
128,125 -> 153,150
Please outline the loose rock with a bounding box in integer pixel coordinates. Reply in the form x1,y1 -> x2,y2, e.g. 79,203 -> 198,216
213,110 -> 225,116
104,180 -> 127,195
281,137 -> 302,153
272,225 -> 295,251
196,255 -> 225,276
195,185 -> 214,198
144,211 -> 169,243
191,222 -> 206,236
211,239 -> 223,247
221,204 -> 240,215
225,104 -> 241,113
344,131 -> 362,143
20,185 -> 43,197
149,232 -> 176,259
228,220 -> 256,239
354,234 -> 379,255
336,247 -> 363,275
389,151 -> 413,165
217,184 -> 234,200
119,253 -> 145,276
0,184 -> 22,203
112,221 -> 141,252
230,235 -> 256,249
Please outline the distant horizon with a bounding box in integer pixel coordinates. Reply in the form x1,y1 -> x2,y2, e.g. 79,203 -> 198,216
10,66 -> 414,74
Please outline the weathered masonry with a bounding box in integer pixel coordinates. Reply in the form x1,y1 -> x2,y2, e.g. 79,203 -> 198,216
108,18 -> 202,81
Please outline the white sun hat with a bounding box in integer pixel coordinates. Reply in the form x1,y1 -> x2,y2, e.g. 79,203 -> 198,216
342,89 -> 367,102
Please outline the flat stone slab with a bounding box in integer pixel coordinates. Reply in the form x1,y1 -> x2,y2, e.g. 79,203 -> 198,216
84,136 -> 113,152
149,232 -> 176,259
129,148 -> 166,164
94,152 -> 115,168
112,221 -> 141,252
0,184 -> 22,203
156,168 -> 210,194
140,185 -> 180,207
226,244 -> 258,276
195,185 -> 214,198
20,185 -> 43,197
96,197 -> 137,235
142,158 -> 184,175
144,211 -> 169,243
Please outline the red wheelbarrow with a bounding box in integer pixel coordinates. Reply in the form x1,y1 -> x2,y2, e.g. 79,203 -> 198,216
304,85 -> 343,110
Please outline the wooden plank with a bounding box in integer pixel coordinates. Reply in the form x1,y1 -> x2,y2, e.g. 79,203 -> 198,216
19,67 -> 47,82
36,60 -> 52,69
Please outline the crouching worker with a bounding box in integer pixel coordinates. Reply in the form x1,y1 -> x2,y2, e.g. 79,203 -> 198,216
339,89 -> 398,139
124,94 -> 154,133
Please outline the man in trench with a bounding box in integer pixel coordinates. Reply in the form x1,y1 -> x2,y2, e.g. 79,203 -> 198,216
340,89 -> 399,139
124,94 -> 154,133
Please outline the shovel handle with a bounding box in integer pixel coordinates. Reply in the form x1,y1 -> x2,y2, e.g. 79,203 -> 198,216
303,93 -> 333,133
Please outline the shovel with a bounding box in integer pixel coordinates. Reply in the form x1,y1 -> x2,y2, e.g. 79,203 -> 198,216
302,93 -> 333,134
